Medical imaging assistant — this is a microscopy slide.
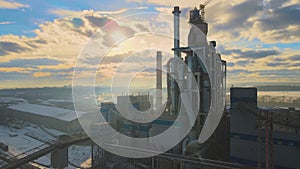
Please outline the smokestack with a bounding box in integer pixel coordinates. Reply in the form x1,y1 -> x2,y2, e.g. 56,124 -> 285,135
173,6 -> 181,58
156,51 -> 162,110
156,51 -> 162,91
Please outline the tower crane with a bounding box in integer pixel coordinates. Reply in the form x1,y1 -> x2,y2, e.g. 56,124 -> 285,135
199,0 -> 212,20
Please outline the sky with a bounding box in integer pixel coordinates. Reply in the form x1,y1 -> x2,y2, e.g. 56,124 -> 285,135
0,0 -> 299,89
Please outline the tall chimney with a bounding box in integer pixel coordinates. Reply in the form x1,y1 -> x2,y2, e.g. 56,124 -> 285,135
156,51 -> 162,91
173,6 -> 181,58
156,51 -> 162,110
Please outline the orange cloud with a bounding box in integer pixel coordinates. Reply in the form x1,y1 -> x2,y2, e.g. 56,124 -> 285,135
0,0 -> 29,9
33,72 -> 52,77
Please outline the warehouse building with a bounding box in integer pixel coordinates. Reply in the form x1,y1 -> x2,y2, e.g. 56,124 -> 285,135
3,103 -> 88,133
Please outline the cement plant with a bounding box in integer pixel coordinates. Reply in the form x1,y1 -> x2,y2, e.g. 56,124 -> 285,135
0,3 -> 299,169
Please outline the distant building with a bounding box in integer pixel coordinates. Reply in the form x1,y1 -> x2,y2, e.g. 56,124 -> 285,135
116,94 -> 152,112
230,87 -> 300,169
100,93 -> 230,161
101,94 -> 152,136
2,103 -> 88,133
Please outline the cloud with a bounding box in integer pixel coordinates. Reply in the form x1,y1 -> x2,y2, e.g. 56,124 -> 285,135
0,9 -> 159,87
221,48 -> 280,59
227,62 -> 235,67
241,50 -> 280,59
0,2 -> 299,87
226,67 -> 300,86
257,69 -> 300,77
257,4 -> 300,31
273,57 -> 285,62
0,0 -> 29,9
227,69 -> 250,75
85,16 -> 110,29
236,60 -> 255,66
210,0 -> 260,30
0,71 -> 30,80
126,0 -> 207,8
221,49 -> 242,55
124,0 -> 300,44
290,63 -> 300,67
49,7 -> 148,17
33,72 -> 52,77
102,24 -> 136,47
81,52 -> 136,65
71,18 -> 84,27
289,55 -> 300,61
49,9 -> 80,17
201,0 -> 300,43
0,58 -> 62,68
0,21 -> 15,25
266,62 -> 289,67
0,41 -> 28,56
248,4 -> 300,43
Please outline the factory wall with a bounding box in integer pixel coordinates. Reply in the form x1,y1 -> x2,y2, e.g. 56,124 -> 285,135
210,112 -> 230,161
230,87 -> 300,169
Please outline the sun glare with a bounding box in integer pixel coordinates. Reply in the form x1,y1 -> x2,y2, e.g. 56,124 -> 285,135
110,30 -> 127,44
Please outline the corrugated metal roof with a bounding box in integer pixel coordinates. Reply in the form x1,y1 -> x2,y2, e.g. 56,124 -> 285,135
8,103 -> 87,122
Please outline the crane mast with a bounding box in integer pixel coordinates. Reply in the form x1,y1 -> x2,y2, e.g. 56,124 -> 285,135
199,0 -> 212,20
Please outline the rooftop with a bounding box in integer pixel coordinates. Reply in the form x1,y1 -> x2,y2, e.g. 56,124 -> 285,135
8,103 -> 87,122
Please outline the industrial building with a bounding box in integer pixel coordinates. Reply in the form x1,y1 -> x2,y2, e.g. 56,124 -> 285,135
2,103 -> 87,133
3,2 -> 300,169
230,87 -> 300,169
96,3 -> 229,168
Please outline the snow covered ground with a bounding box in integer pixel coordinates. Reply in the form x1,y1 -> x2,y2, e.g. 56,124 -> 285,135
0,123 -> 91,168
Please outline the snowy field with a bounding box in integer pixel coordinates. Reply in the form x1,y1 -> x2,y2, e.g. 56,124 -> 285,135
0,123 -> 91,168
